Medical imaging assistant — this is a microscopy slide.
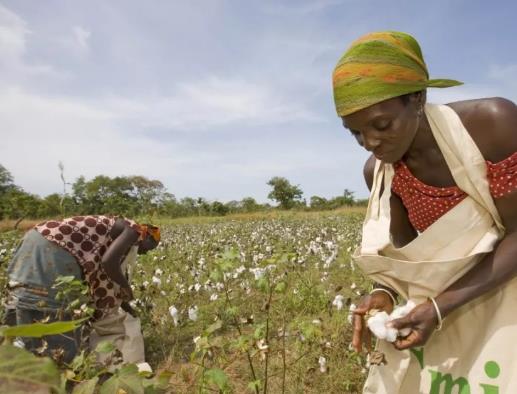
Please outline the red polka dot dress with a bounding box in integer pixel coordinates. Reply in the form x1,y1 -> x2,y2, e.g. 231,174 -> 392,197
392,152 -> 517,232
34,215 -> 140,317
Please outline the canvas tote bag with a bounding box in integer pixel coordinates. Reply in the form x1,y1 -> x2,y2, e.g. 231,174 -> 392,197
89,246 -> 146,364
353,104 -> 517,393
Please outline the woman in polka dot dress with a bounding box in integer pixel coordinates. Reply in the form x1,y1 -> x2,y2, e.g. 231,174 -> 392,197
333,31 -> 517,391
5,215 -> 160,362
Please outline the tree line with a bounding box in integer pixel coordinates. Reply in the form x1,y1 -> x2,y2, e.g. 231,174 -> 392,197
0,164 -> 366,220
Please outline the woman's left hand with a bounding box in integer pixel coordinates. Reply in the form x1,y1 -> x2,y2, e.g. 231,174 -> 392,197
120,285 -> 134,302
389,300 -> 439,350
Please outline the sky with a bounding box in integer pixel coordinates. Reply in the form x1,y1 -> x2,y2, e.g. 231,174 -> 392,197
1,0 -> 517,204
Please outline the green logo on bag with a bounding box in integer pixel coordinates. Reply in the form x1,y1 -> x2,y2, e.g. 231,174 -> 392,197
428,361 -> 500,394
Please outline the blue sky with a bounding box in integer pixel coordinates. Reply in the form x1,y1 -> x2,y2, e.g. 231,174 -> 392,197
2,0 -> 516,203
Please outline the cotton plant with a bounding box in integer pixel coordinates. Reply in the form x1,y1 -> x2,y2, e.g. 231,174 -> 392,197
367,300 -> 416,342
332,294 -> 345,311
169,305 -> 180,326
188,305 -> 199,321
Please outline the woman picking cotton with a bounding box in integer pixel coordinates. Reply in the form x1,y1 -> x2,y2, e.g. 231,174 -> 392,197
333,31 -> 517,393
4,215 -> 160,363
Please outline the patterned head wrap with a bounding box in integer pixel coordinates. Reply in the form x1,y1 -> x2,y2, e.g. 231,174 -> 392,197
332,31 -> 462,116
139,224 -> 161,243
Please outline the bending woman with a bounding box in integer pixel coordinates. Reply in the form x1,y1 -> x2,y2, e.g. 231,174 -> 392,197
5,215 -> 160,363
332,31 -> 517,392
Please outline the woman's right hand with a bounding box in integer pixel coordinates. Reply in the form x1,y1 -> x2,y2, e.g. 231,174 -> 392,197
120,285 -> 134,302
352,291 -> 395,353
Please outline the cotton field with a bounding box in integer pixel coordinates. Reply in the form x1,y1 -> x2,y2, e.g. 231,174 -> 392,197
0,212 -> 371,393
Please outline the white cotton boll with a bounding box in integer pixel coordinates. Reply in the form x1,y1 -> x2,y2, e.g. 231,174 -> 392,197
318,356 -> 327,373
169,306 -> 179,326
250,267 -> 265,280
13,339 -> 25,349
367,312 -> 388,338
389,300 -> 416,337
194,283 -> 202,292
152,276 -> 161,286
137,362 -> 153,373
188,305 -> 198,321
367,311 -> 398,342
210,293 -> 218,301
332,295 -> 345,311
347,303 -> 357,324
367,301 -> 416,342
154,268 -> 163,276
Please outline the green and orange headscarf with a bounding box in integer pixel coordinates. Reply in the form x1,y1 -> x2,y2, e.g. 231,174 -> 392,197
139,224 -> 161,243
332,31 -> 462,116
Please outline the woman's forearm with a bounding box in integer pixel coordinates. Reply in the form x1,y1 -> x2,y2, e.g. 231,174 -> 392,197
102,264 -> 130,289
101,226 -> 138,289
436,230 -> 517,318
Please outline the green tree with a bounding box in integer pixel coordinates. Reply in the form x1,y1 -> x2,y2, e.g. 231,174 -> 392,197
343,189 -> 355,206
128,175 -> 167,215
0,189 -> 43,219
310,195 -> 328,210
241,197 -> 260,213
0,164 -> 15,195
267,177 -> 303,209
210,201 -> 229,216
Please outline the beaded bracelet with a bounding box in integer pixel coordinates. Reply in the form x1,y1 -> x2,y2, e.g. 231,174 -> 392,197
370,288 -> 397,306
428,297 -> 443,331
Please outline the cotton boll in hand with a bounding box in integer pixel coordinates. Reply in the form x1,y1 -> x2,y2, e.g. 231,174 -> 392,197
389,300 -> 416,337
367,311 -> 398,342
367,301 -> 416,342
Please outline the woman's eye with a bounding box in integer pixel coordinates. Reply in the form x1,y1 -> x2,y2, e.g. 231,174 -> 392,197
375,122 -> 391,131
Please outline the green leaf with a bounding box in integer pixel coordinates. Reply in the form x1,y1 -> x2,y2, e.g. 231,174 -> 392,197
256,277 -> 269,292
209,269 -> 223,283
204,320 -> 223,336
0,319 -> 86,338
72,377 -> 99,394
194,336 -> 210,351
247,380 -> 261,392
100,364 -> 144,394
253,323 -> 266,340
0,344 -> 62,394
95,340 -> 116,354
230,335 -> 251,352
221,248 -> 239,261
142,371 -> 173,393
205,368 -> 231,392
226,306 -> 238,318
274,281 -> 287,293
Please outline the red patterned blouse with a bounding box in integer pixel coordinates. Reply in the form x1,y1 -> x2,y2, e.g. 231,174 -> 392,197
392,152 -> 517,232
35,215 -> 141,317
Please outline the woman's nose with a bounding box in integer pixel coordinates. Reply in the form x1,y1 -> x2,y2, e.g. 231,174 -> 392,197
361,132 -> 381,151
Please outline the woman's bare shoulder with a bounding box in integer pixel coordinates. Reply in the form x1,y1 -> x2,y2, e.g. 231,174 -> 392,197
447,97 -> 517,162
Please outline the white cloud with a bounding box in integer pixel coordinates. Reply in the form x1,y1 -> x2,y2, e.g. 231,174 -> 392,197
104,76 -> 322,130
262,0 -> 344,14
0,4 -> 59,85
0,4 -> 27,62
72,26 -> 91,51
